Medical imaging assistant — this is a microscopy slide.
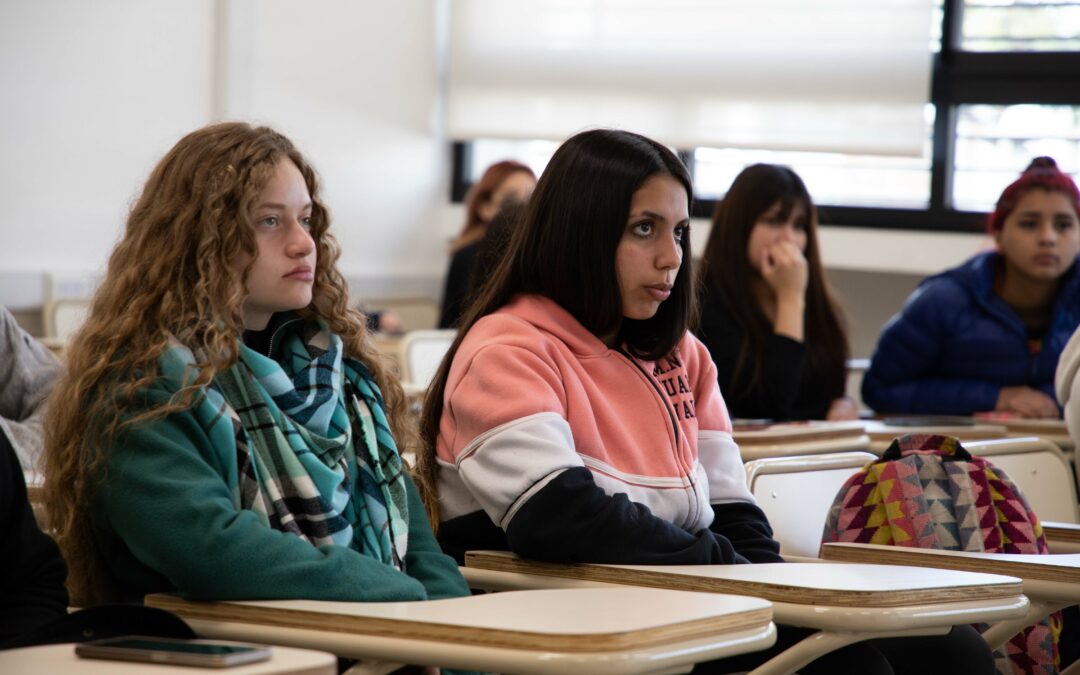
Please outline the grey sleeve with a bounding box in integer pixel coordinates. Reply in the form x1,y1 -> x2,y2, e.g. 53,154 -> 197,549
0,307 -> 61,470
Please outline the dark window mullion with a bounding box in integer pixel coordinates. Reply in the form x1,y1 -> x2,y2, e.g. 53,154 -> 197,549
450,141 -> 471,202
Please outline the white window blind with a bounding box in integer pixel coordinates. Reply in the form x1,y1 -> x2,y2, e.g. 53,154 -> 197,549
447,0 -> 935,156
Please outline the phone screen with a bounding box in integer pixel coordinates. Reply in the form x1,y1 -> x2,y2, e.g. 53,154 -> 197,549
93,638 -> 260,654
76,636 -> 272,668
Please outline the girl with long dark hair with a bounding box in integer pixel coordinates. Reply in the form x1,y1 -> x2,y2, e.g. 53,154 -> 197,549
414,129 -> 991,675
697,164 -> 853,422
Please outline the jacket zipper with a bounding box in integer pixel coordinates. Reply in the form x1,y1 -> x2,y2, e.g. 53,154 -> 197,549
615,346 -> 700,528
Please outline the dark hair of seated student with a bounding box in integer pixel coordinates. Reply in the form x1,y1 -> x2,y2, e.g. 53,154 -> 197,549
696,163 -> 850,422
439,161 -> 537,328
465,201 -> 527,299
414,128 -> 994,675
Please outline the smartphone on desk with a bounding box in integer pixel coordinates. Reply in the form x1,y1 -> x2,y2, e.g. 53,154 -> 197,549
75,636 -> 272,668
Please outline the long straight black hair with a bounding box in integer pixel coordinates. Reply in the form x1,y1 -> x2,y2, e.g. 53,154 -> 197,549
698,163 -> 848,402
415,128 -> 694,522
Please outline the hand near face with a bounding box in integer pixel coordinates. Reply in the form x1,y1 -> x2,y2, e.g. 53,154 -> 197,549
760,240 -> 808,301
825,396 -> 860,421
996,385 -> 1060,418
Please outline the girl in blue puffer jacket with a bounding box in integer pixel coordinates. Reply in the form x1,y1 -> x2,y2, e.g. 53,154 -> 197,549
863,157 -> 1080,417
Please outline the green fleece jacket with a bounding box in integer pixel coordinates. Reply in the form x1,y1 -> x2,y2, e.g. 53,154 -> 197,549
92,382 -> 468,603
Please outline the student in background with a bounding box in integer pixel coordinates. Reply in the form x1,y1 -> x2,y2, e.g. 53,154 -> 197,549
438,160 -> 536,328
0,430 -> 67,645
1058,326 -> 1080,451
864,157 -> 1080,417
42,122 -> 469,609
0,306 -> 61,471
415,129 -> 992,675
464,201 -> 526,299
696,164 -> 855,422
1054,325 -> 1080,669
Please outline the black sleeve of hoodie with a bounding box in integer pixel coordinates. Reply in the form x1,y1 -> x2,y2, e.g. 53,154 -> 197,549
709,502 -> 784,563
505,467 -> 751,565
0,432 -> 69,644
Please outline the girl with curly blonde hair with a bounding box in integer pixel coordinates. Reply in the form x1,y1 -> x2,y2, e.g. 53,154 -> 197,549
43,122 -> 468,607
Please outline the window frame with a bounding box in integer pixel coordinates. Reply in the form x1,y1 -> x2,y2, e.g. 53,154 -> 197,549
449,0 -> 1080,234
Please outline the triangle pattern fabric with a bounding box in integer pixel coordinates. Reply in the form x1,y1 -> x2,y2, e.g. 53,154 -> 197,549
822,434 -> 1062,675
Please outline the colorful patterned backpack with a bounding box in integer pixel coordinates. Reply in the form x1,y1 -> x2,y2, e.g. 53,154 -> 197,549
821,433 -> 1062,675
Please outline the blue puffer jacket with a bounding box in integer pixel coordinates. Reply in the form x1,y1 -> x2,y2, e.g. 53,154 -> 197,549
862,251 -> 1080,415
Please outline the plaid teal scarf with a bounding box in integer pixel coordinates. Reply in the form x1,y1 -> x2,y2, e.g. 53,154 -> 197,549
160,318 -> 409,570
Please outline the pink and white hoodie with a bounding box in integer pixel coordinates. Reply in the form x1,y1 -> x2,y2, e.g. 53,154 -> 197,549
434,294 -> 763,565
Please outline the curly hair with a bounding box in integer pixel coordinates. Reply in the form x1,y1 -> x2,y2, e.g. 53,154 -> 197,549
43,122 -> 413,604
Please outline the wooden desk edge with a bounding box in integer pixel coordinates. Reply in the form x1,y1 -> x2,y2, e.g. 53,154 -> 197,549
820,543 -> 1078,584
734,427 -> 867,446
145,594 -> 771,654
1043,522 -> 1080,545
463,552 -> 1024,609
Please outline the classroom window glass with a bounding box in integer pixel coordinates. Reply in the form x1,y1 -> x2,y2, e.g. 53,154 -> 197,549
692,107 -> 935,210
961,0 -> 1080,51
952,104 -> 1080,212
467,139 -> 557,183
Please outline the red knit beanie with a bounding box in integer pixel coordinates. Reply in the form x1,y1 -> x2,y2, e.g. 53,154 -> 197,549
987,156 -> 1080,232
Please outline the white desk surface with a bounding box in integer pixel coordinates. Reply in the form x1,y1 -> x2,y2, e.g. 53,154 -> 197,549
820,543 -> 1080,602
464,552 -> 1029,637
148,588 -> 776,675
862,420 -> 1009,453
0,643 -> 336,675
465,552 -> 1020,607
462,553 -> 1029,675
733,422 -> 871,461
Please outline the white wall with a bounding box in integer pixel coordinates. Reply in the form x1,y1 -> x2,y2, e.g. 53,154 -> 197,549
0,0 -> 996,337
0,0 -> 216,303
231,1 -> 452,294
0,0 -> 452,308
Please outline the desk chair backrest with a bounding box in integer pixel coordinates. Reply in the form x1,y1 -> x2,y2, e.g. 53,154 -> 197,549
23,470 -> 50,532
964,437 -> 1080,524
362,296 -> 439,333
744,452 -> 876,558
43,298 -> 90,342
399,329 -> 456,391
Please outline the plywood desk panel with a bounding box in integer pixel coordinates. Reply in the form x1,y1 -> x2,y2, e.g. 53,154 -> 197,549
148,588 -> 776,675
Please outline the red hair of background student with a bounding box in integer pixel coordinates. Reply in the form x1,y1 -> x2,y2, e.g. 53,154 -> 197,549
987,156 -> 1080,233
453,160 -> 535,250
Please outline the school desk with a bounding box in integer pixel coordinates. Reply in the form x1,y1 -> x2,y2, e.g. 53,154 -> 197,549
994,417 -> 1075,452
464,551 -> 1028,675
1044,521 -> 1080,553
146,587 -> 776,675
862,419 -> 1009,454
820,542 -> 1080,652
733,421 -> 870,461
0,642 -> 336,675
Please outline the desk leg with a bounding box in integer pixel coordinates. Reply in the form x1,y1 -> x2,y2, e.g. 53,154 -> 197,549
745,627 -> 949,675
979,599 -> 1067,651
